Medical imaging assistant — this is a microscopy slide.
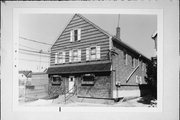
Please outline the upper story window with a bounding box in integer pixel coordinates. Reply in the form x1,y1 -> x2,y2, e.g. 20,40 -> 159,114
70,29 -> 81,42
72,49 -> 78,62
86,46 -> 100,61
55,51 -> 65,64
69,49 -> 81,62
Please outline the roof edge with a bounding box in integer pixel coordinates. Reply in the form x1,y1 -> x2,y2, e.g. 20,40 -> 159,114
112,36 -> 151,61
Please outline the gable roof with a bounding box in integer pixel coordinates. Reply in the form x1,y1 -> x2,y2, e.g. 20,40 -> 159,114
52,14 -> 150,61
112,36 -> 150,61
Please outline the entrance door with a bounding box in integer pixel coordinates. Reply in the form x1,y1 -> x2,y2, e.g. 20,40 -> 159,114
69,76 -> 75,93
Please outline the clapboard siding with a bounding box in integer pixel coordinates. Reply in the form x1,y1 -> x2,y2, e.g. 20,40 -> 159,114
54,34 -> 107,47
51,14 -> 110,66
52,42 -> 109,52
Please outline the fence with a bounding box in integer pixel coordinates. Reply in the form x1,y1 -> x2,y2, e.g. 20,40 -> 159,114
19,72 -> 49,102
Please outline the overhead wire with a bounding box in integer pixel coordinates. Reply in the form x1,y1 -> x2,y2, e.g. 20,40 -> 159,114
19,36 -> 53,46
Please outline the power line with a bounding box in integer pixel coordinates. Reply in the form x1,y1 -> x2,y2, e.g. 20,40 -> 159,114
19,58 -> 49,63
19,51 -> 50,58
19,36 -> 53,46
19,44 -> 41,51
19,48 -> 50,55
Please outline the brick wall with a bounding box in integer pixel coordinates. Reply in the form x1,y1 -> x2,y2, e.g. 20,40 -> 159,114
48,76 -> 68,97
112,41 -> 151,98
48,73 -> 111,98
112,41 -> 148,86
77,73 -> 111,98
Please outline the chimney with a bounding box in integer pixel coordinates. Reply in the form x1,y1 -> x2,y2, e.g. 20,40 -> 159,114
116,26 -> 120,39
116,14 -> 121,40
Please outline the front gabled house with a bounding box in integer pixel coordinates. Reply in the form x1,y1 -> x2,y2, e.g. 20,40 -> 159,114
46,14 -> 153,102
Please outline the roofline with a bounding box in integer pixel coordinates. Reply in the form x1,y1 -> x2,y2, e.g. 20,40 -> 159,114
50,14 -> 151,62
51,14 -> 112,50
50,14 -> 76,50
112,36 -> 151,62
77,14 -> 112,37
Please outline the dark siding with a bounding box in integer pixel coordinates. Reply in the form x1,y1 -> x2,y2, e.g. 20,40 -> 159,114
112,41 -> 149,87
50,14 -> 110,66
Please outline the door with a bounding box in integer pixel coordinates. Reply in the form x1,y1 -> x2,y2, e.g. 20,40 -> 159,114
69,76 -> 75,93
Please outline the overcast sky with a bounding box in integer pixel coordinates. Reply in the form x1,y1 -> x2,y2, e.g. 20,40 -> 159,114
19,14 -> 157,71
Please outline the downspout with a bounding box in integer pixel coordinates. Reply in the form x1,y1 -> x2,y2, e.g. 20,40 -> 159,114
109,36 -> 114,99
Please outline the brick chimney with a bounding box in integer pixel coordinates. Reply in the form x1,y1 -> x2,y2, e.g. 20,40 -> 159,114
116,14 -> 121,40
116,26 -> 120,39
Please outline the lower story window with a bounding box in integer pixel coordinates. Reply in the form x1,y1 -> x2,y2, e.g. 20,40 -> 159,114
81,74 -> 95,86
51,75 -> 62,85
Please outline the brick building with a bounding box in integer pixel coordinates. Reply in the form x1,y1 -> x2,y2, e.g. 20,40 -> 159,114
46,14 -> 153,102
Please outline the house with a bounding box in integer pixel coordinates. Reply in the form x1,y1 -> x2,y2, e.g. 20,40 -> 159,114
151,31 -> 158,99
19,70 -> 32,86
46,14 -> 153,102
18,70 -> 32,98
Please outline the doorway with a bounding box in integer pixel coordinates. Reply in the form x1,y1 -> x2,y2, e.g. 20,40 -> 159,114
69,76 -> 75,93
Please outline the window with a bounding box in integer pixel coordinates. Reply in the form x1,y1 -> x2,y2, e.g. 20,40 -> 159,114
55,51 -> 65,64
72,49 -> 78,62
81,74 -> 95,86
69,49 -> 81,62
132,57 -> 136,68
136,75 -> 142,84
70,29 -> 81,42
90,47 -> 96,60
86,46 -> 100,61
123,51 -> 128,65
138,59 -> 140,66
142,63 -> 145,71
51,75 -> 62,85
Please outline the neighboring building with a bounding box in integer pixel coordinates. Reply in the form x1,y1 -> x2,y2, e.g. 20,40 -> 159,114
151,31 -> 158,99
46,14 -> 153,102
18,71 -> 32,98
19,70 -> 32,85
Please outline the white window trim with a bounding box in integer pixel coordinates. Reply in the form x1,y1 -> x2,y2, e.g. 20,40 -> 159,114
125,53 -> 128,65
70,49 -> 81,62
86,46 -> 101,61
55,53 -> 58,64
57,51 -> 66,64
136,75 -> 142,84
135,75 -> 139,84
70,28 -> 81,42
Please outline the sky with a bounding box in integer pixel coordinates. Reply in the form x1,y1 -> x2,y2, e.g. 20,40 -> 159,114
19,14 -> 157,72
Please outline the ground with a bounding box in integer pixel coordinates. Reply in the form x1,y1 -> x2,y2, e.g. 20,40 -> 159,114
19,95 -> 157,107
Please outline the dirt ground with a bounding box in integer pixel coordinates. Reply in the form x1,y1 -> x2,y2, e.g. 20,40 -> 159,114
20,95 -> 157,107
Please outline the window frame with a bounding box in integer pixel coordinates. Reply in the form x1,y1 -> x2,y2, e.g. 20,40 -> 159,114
90,46 -> 97,60
51,75 -> 62,86
87,45 -> 101,61
70,28 -> 81,42
70,49 -> 81,62
57,51 -> 65,64
81,74 -> 95,86
72,49 -> 78,62
132,57 -> 136,68
123,51 -> 128,65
